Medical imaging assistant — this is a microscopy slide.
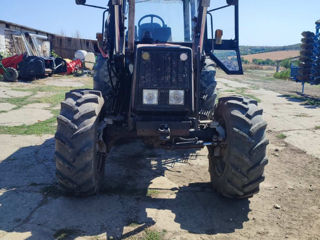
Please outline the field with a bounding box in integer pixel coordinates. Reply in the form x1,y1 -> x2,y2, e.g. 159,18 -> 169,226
0,71 -> 320,240
240,44 -> 300,55
243,50 -> 300,61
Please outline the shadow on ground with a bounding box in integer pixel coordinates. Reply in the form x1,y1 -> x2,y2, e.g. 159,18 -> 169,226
0,138 -> 250,239
278,92 -> 320,109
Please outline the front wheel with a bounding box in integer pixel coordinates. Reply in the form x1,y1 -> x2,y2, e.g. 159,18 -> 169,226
208,96 -> 269,198
55,89 -> 106,196
4,67 -> 18,82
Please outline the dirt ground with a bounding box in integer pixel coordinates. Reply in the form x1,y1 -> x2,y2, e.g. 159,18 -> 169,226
0,71 -> 319,240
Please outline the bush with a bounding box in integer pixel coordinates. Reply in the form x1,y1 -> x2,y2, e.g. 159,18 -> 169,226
280,59 -> 291,69
252,58 -> 276,66
241,58 -> 250,64
0,51 -> 11,58
274,69 -> 291,79
51,50 -> 60,58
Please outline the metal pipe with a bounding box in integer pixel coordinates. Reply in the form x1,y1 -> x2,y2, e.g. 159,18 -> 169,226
203,142 -> 213,146
235,3 -> 239,42
114,4 -> 120,54
128,0 -> 135,52
207,4 -> 230,13
183,0 -> 191,42
207,12 -> 214,51
190,0 -> 196,40
199,6 -> 208,53
102,9 -> 109,40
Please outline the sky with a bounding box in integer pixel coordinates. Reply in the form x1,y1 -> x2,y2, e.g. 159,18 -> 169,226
1,0 -> 319,46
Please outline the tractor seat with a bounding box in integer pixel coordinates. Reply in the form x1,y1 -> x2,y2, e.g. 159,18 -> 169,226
138,23 -> 172,42
141,31 -> 154,44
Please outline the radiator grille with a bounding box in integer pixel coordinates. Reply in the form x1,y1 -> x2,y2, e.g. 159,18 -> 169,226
138,49 -> 191,89
134,45 -> 193,112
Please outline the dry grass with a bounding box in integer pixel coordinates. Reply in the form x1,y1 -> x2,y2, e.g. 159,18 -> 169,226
243,50 -> 299,61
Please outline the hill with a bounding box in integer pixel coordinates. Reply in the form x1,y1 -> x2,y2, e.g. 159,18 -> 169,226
240,44 -> 300,56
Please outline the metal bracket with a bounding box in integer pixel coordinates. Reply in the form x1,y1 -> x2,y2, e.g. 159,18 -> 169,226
210,121 -> 226,141
97,119 -> 108,153
158,124 -> 171,141
104,115 -> 124,125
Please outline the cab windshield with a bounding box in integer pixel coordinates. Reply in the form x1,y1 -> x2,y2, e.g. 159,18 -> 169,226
135,0 -> 197,43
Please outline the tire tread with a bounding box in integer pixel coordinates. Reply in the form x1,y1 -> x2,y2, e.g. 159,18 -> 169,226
209,95 -> 269,198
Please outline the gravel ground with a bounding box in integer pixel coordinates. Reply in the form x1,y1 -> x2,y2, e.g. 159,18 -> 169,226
217,69 -> 320,98
0,73 -> 319,240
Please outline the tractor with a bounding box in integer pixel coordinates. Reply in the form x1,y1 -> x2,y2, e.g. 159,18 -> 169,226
0,54 -> 22,82
55,0 -> 268,198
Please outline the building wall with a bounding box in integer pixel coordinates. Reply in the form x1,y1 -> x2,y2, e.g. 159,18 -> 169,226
0,23 -> 6,53
0,20 -> 97,59
50,35 -> 96,59
0,21 -> 49,56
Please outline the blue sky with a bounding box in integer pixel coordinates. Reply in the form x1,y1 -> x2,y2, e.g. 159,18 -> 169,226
1,0 -> 319,46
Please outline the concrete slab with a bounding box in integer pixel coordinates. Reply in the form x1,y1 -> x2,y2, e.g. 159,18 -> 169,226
0,87 -> 32,98
31,92 -> 54,99
0,134 -> 52,162
217,78 -> 320,159
44,78 -> 84,87
0,135 -> 55,187
0,103 -> 16,112
0,103 -> 52,126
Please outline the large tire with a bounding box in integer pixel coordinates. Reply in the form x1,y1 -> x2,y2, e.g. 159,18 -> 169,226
93,55 -> 117,113
208,96 -> 269,198
199,58 -> 217,118
55,89 -> 106,196
4,67 -> 18,82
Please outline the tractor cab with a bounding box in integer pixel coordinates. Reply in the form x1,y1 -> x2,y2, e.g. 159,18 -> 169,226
134,0 -> 196,44
138,14 -> 172,42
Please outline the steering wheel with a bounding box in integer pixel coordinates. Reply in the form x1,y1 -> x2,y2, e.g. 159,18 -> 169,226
138,14 -> 165,28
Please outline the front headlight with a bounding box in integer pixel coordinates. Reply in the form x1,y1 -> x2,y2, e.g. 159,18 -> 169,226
169,90 -> 184,105
143,89 -> 158,105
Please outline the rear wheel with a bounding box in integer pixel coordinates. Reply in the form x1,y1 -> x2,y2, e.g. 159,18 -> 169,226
208,96 -> 269,198
73,68 -> 85,77
200,59 -> 217,119
4,67 -> 18,82
93,55 -> 117,113
55,89 -> 106,196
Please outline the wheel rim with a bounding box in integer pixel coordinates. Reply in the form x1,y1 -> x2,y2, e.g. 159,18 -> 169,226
5,72 -> 13,80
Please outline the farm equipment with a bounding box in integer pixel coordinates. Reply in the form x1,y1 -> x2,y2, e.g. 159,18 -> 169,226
65,59 -> 83,75
17,56 -> 66,80
72,50 -> 96,76
54,0 -> 268,199
311,20 -> 320,84
294,19 -> 320,92
0,54 -> 24,82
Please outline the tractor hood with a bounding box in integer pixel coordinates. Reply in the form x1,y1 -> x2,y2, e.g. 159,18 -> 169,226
131,44 -> 194,114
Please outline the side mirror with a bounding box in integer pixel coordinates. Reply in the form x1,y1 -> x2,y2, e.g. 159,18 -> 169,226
226,0 -> 238,5
75,0 -> 86,5
215,29 -> 223,45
